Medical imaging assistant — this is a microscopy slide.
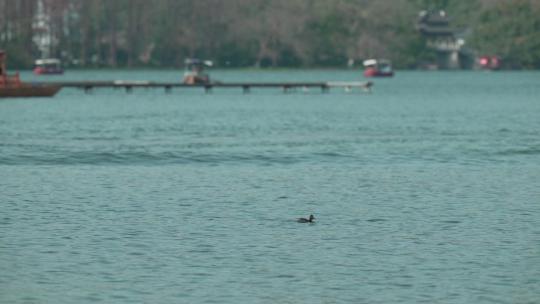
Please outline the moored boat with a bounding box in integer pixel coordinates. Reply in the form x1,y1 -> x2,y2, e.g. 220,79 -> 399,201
33,58 -> 64,75
0,83 -> 61,98
363,59 -> 394,77
1,50 -> 61,98
478,55 -> 501,70
183,58 -> 212,84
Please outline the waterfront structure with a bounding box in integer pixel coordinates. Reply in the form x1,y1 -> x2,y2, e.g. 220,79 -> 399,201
417,10 -> 473,69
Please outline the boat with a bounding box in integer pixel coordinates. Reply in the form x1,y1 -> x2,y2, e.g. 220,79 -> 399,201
0,50 -> 61,98
478,55 -> 501,70
0,83 -> 61,98
183,58 -> 212,84
33,58 -> 64,75
363,59 -> 394,77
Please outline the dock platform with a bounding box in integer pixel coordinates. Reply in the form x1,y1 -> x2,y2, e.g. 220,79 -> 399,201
38,81 -> 373,94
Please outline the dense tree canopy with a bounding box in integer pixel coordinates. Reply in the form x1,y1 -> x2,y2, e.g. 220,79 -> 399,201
472,0 -> 540,68
1,0 -> 539,69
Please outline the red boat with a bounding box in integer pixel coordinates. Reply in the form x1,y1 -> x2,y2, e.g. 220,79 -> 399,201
363,59 -> 394,77
478,56 -> 501,70
33,58 -> 64,75
1,51 -> 61,97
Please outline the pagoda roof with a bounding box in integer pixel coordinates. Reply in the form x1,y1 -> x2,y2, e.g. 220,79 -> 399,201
417,24 -> 455,36
418,10 -> 451,26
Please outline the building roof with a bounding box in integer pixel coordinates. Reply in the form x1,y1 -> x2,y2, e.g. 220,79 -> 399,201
417,10 -> 455,37
418,10 -> 451,25
417,25 -> 455,36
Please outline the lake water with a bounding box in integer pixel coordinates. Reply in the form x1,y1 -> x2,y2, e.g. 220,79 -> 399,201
1,70 -> 539,303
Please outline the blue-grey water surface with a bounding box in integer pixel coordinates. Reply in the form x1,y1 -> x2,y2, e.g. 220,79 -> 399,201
1,70 -> 539,303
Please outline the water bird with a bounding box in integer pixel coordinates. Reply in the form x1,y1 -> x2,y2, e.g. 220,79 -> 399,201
297,214 -> 315,223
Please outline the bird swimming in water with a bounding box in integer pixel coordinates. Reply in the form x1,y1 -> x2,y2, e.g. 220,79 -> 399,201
297,214 -> 315,223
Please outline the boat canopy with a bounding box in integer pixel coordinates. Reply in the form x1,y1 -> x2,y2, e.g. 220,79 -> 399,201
184,58 -> 213,68
35,58 -> 61,66
363,59 -> 378,67
363,59 -> 392,67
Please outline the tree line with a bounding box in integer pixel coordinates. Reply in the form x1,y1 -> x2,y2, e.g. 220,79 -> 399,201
1,0 -> 539,69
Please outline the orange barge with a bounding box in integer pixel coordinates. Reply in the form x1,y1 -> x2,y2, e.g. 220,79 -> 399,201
0,51 -> 61,98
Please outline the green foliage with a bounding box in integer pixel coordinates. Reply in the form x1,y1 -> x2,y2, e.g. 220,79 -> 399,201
471,0 -> 540,68
305,13 -> 350,66
2,45 -> 35,69
1,0 -> 539,69
277,47 -> 303,67
215,41 -> 258,67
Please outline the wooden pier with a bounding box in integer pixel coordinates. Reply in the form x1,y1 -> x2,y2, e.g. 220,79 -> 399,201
38,80 -> 373,94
